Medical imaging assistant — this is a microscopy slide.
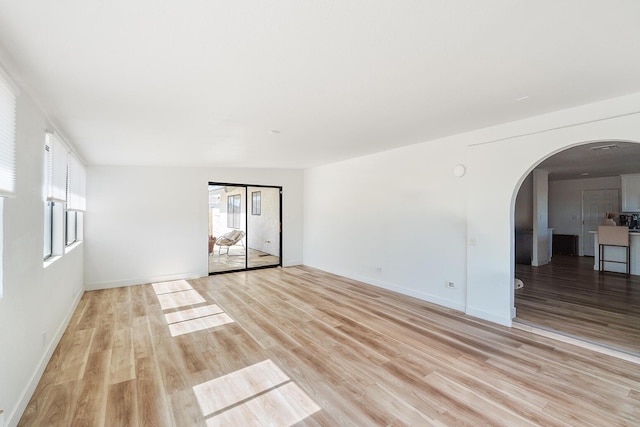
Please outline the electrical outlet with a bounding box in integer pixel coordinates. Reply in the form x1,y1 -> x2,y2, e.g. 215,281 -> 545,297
446,281 -> 455,288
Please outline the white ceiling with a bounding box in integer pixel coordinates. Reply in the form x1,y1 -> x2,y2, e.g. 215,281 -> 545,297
1,1 -> 640,168
538,141 -> 640,181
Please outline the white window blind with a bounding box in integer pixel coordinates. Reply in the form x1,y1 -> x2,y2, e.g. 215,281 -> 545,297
46,132 -> 69,203
67,154 -> 86,211
0,75 -> 16,198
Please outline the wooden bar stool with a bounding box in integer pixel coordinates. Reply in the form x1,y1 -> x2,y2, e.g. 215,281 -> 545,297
598,225 -> 630,276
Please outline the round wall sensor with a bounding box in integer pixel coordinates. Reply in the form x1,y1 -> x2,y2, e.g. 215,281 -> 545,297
453,164 -> 466,177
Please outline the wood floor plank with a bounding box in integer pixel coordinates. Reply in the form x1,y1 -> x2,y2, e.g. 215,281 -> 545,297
19,265 -> 640,426
105,379 -> 138,427
29,381 -> 81,427
168,388 -> 206,427
109,328 -> 135,385
516,254 -> 640,354
55,329 -> 94,385
70,350 -> 111,427
135,356 -> 172,427
132,316 -> 154,360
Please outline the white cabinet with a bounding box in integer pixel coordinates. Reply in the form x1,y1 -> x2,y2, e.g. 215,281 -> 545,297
621,174 -> 640,212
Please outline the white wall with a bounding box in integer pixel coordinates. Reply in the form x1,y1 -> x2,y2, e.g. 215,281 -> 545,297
549,176 -> 621,236
84,167 -> 302,289
532,169 -> 549,266
0,87 -> 84,426
514,173 -> 533,231
466,94 -> 640,325
304,142 -> 469,312
305,92 -> 640,327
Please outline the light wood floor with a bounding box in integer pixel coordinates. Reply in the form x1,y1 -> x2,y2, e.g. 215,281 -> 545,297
20,266 -> 640,426
209,247 -> 280,273
515,255 -> 640,355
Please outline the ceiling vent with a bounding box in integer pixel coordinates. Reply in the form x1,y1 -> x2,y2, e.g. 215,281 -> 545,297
590,144 -> 619,151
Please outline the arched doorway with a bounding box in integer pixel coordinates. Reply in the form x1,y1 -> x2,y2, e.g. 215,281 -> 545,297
464,101 -> 640,331
511,141 -> 640,355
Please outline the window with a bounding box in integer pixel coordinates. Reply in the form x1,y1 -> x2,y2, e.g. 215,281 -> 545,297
0,70 -> 17,298
46,132 -> 68,203
43,139 -> 53,258
44,201 -> 53,258
227,194 -> 241,228
66,153 -> 86,211
251,191 -> 261,215
65,153 -> 85,247
65,210 -> 77,246
0,73 -> 17,198
44,132 -> 87,259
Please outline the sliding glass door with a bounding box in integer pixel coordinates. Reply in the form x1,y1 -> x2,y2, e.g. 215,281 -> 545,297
208,183 -> 281,274
247,186 -> 281,269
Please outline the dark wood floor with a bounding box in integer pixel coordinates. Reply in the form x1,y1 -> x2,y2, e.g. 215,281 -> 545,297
515,255 -> 640,355
18,265 -> 640,426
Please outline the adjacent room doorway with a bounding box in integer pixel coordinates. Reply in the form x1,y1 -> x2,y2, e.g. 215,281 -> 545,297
208,183 -> 282,274
581,189 -> 619,256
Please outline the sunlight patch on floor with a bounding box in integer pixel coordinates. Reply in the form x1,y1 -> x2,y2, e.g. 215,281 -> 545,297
151,279 -> 194,294
168,312 -> 235,337
152,281 -> 234,336
194,359 -> 320,426
164,304 -> 225,323
156,289 -> 206,310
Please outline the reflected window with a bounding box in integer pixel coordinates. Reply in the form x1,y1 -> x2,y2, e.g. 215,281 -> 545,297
251,191 -> 261,215
227,194 -> 241,228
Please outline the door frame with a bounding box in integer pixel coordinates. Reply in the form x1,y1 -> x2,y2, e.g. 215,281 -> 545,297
580,188 -> 619,257
208,181 -> 283,275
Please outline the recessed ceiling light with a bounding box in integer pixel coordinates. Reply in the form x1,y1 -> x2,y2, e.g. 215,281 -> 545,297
590,144 -> 619,151
269,130 -> 280,135
516,95 -> 529,101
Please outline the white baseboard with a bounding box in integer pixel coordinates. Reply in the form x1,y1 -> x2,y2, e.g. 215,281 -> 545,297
531,258 -> 549,267
84,271 -> 207,290
7,291 -> 83,427
282,258 -> 302,267
333,270 -> 467,313
465,306 -> 512,327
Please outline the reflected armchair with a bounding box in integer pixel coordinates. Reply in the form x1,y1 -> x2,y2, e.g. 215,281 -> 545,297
215,230 -> 245,256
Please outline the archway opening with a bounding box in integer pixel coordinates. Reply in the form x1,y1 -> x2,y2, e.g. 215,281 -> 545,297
511,140 -> 640,355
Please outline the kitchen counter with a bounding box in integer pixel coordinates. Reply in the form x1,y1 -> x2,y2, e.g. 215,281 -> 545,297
590,229 -> 640,275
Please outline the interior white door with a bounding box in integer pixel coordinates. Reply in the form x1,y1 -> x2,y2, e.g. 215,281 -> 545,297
582,189 -> 619,256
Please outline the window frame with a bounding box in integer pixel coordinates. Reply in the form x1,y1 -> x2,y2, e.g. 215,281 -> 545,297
227,194 -> 241,229
65,209 -> 77,246
44,201 -> 54,259
251,191 -> 261,216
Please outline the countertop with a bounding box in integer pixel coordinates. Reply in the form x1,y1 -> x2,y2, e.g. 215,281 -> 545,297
589,229 -> 640,235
